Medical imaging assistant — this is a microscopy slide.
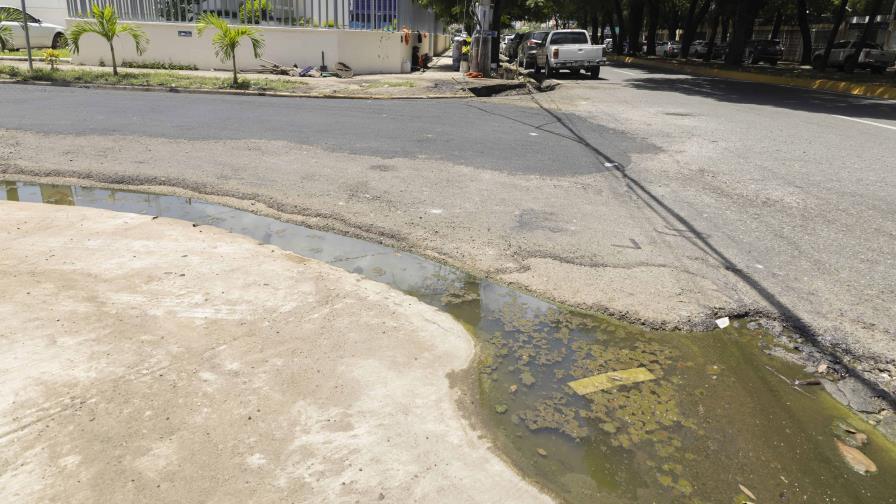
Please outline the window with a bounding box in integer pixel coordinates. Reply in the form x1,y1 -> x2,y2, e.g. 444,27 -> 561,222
550,32 -> 589,45
533,31 -> 549,42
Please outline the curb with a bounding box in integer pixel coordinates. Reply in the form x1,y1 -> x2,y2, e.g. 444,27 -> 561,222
0,55 -> 73,63
0,78 -> 473,100
610,55 -> 896,101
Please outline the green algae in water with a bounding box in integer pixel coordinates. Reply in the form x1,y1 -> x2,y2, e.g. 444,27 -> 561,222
7,182 -> 896,503
449,296 -> 896,504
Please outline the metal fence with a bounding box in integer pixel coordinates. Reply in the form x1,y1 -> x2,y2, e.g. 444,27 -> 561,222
66,0 -> 436,31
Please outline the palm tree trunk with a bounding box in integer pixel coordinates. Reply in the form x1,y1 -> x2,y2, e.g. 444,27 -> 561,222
851,0 -> 884,68
626,0 -> 644,55
725,0 -> 760,65
613,0 -> 626,55
704,4 -> 720,62
110,42 -> 118,76
645,0 -> 658,56
770,9 -> 783,40
681,0 -> 711,59
232,57 -> 238,86
795,0 -> 813,65
819,0 -> 848,71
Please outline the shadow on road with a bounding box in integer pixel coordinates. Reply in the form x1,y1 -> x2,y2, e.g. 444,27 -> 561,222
529,92 -> 896,408
625,76 -> 896,120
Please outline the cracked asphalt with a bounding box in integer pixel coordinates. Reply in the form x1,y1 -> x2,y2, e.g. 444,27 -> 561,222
1,64 -> 894,399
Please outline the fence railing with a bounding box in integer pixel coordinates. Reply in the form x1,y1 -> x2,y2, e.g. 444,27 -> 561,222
66,0 -> 435,31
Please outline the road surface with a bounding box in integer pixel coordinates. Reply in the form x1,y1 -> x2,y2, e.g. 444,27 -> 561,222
1,66 -> 894,400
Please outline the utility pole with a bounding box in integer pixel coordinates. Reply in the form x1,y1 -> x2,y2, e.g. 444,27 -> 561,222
19,0 -> 33,71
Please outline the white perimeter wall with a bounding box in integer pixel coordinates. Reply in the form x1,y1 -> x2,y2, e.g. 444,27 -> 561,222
66,20 -> 437,74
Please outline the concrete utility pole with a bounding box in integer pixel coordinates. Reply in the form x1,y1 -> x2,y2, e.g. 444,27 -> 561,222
19,0 -> 33,71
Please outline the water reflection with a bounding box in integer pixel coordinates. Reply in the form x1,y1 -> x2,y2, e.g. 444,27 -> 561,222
3,181 -> 894,503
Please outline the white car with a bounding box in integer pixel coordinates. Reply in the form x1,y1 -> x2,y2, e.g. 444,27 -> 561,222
0,5 -> 66,49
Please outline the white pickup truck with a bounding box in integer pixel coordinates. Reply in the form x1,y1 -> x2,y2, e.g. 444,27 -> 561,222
534,29 -> 606,79
813,40 -> 896,74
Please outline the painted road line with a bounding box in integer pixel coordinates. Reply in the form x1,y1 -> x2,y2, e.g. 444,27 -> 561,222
610,67 -> 639,76
831,115 -> 896,131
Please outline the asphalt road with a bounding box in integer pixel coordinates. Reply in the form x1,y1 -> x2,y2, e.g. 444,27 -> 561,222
1,67 -> 894,400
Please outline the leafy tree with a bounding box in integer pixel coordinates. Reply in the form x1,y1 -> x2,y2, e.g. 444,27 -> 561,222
68,4 -> 148,76
197,12 -> 265,87
0,7 -> 23,51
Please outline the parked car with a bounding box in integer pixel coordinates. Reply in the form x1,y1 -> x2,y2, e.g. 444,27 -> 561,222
813,40 -> 896,73
516,30 -> 550,69
743,39 -> 783,65
0,5 -> 66,49
690,40 -> 709,58
712,42 -> 728,60
534,29 -> 606,79
657,41 -> 680,58
503,31 -> 526,61
500,34 -> 514,55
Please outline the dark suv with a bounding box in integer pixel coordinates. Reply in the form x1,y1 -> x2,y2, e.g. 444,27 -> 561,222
516,31 -> 551,69
743,39 -> 784,65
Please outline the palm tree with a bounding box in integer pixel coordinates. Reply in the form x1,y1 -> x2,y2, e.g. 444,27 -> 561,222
197,12 -> 265,87
0,7 -> 24,52
67,4 -> 148,76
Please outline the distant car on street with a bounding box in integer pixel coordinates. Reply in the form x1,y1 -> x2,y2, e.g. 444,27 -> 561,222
516,30 -> 550,69
657,41 -> 680,58
502,32 -> 526,61
743,39 -> 783,65
813,40 -> 896,73
534,29 -> 606,79
691,40 -> 709,58
0,5 -> 66,49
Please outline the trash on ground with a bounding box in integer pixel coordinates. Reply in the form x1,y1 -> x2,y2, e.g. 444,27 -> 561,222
738,484 -> 756,500
835,438 -> 878,474
567,367 -> 656,396
334,62 -> 353,79
715,316 -> 730,329
536,448 -> 548,457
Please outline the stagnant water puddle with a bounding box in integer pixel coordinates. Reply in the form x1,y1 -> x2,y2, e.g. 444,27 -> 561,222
3,181 -> 895,503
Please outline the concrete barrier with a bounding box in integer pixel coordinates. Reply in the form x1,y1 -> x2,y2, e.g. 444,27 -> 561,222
67,20 -> 431,74
611,55 -> 896,101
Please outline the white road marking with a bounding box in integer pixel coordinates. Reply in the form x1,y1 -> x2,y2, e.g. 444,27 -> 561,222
831,115 -> 896,131
610,68 -> 638,76
529,132 -> 539,136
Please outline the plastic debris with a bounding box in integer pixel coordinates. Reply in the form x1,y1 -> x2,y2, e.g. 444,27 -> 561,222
738,484 -> 756,500
567,367 -> 656,396
716,317 -> 730,329
835,438 -> 878,474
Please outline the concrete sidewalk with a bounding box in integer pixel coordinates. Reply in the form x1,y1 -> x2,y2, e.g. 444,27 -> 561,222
0,201 -> 549,503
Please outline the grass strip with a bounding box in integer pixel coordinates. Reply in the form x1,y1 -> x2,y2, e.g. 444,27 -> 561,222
0,65 -> 306,92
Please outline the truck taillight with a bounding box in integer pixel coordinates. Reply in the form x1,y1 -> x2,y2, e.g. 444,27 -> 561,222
552,48 -> 559,59
527,40 -> 538,46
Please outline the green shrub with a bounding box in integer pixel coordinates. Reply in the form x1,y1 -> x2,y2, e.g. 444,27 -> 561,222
239,0 -> 269,24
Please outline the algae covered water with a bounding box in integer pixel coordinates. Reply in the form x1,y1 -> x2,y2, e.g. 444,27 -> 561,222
3,181 -> 895,503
